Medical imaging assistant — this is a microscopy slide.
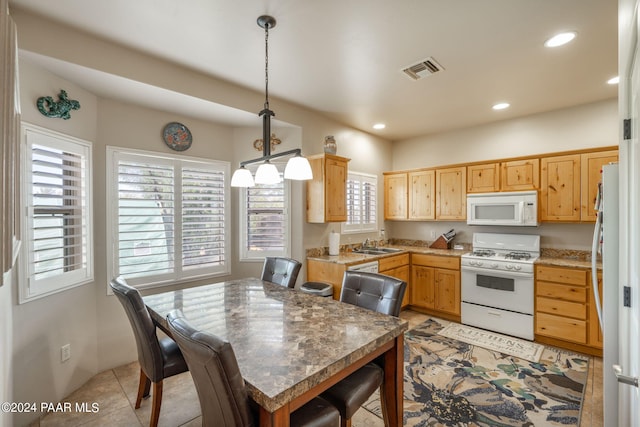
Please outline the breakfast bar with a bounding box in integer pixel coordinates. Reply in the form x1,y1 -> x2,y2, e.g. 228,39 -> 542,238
143,278 -> 408,427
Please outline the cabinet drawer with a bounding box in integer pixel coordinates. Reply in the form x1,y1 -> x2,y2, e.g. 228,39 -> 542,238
412,253 -> 459,270
536,265 -> 587,285
379,253 -> 410,271
536,297 -> 587,319
536,312 -> 587,344
536,281 -> 587,302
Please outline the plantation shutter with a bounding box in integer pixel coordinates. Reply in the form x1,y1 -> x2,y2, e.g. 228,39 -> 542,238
245,179 -> 287,255
31,144 -> 87,279
23,123 -> 94,302
182,167 -> 226,270
343,172 -> 377,233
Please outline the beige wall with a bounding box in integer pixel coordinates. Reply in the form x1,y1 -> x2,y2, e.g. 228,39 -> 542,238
387,98 -> 618,250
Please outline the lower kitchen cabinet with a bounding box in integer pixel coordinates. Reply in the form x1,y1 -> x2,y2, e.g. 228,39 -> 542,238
411,253 -> 460,321
379,253 -> 411,307
535,264 -> 601,356
306,259 -> 346,300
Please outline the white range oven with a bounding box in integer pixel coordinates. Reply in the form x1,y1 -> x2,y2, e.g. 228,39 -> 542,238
461,233 -> 540,340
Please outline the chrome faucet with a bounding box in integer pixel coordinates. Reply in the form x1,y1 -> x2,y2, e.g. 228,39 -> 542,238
362,238 -> 370,248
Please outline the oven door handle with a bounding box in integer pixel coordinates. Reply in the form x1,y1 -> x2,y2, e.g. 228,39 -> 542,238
461,265 -> 534,278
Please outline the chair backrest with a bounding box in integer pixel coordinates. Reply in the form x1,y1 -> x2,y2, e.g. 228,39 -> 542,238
167,310 -> 254,427
110,276 -> 164,382
260,257 -> 302,288
340,271 -> 407,316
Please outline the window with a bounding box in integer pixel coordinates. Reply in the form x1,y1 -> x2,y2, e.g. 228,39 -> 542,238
20,124 -> 93,302
342,171 -> 377,233
107,147 -> 230,288
240,175 -> 290,260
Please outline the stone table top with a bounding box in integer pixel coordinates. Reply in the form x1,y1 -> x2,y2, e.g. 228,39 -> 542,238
143,277 -> 408,412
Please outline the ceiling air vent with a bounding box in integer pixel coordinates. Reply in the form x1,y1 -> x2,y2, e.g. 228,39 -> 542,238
402,57 -> 444,80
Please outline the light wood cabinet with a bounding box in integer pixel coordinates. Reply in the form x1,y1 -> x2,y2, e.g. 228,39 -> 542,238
588,270 -> 603,349
379,253 -> 411,307
580,150 -> 619,222
383,173 -> 408,220
467,163 -> 500,193
306,259 -> 346,300
467,159 -> 539,193
384,170 -> 435,220
501,159 -> 539,191
409,170 -> 435,220
535,264 -> 601,356
540,154 -> 581,221
411,253 -> 460,320
435,166 -> 466,220
306,154 -> 350,223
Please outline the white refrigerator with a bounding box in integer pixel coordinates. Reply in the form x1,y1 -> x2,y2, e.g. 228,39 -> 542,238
591,163 -> 620,425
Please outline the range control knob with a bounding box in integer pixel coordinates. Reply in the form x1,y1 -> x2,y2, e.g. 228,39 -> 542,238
505,264 -> 514,270
513,264 -> 522,271
490,263 -> 499,269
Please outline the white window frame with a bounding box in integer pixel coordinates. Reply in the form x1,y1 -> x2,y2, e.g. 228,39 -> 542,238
19,123 -> 94,303
106,146 -> 231,290
239,175 -> 291,261
341,171 -> 378,234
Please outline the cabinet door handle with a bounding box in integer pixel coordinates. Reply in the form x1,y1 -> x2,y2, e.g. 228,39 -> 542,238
613,365 -> 639,387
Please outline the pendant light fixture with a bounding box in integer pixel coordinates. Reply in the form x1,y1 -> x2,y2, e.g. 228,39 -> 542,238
230,15 -> 313,188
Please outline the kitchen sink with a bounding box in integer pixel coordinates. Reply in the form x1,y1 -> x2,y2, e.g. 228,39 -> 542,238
353,247 -> 403,255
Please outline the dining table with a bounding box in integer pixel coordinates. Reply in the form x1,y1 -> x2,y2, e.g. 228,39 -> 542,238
142,277 -> 408,427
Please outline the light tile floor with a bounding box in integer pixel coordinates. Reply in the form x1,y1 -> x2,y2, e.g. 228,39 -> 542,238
30,310 -> 602,427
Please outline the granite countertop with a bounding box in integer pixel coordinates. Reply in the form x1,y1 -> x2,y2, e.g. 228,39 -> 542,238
143,278 -> 408,411
307,244 -> 601,270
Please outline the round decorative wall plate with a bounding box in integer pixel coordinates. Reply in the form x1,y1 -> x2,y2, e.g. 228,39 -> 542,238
162,122 -> 192,151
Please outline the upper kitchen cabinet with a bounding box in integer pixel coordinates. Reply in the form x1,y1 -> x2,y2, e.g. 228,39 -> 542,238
467,159 -> 539,193
540,154 -> 581,222
467,163 -> 500,193
501,159 -> 539,191
436,166 -> 466,220
384,169 -> 435,220
580,150 -> 619,222
409,170 -> 436,220
383,172 -> 408,220
306,153 -> 350,223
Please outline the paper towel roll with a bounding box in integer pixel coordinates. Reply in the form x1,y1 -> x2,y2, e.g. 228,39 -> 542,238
329,232 -> 340,255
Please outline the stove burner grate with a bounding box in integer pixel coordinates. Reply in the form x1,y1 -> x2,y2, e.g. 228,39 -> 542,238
470,249 -> 496,257
505,251 -> 531,260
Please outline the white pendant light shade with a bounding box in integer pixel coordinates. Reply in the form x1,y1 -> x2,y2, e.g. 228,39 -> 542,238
255,161 -> 281,185
284,155 -> 313,180
231,167 -> 255,187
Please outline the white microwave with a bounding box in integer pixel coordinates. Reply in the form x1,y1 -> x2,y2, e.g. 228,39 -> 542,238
467,191 -> 538,226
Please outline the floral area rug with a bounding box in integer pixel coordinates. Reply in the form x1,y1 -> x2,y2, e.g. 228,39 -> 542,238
383,318 -> 589,426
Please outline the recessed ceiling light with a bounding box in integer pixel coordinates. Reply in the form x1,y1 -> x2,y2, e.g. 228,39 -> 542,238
544,32 -> 577,48
373,123 -> 386,130
492,102 -> 510,110
607,76 -> 619,85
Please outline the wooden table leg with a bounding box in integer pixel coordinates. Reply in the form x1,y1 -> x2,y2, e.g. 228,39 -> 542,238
381,333 -> 404,427
259,403 -> 290,427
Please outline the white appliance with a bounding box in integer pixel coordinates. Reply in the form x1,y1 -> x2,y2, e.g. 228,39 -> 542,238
467,191 -> 538,226
461,232 -> 540,340
347,260 -> 378,273
591,163 -> 621,425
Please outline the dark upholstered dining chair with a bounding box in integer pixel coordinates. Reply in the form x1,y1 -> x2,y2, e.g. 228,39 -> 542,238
321,271 -> 407,427
166,309 -> 340,427
110,277 -> 188,427
260,256 -> 302,288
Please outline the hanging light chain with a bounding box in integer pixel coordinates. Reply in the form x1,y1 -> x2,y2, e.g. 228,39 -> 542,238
264,21 -> 270,109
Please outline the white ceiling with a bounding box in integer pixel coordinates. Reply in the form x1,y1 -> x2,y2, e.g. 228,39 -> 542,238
9,0 -> 618,141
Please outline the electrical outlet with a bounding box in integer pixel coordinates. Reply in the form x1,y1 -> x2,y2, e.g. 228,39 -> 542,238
430,230 -> 436,239
61,344 -> 71,362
